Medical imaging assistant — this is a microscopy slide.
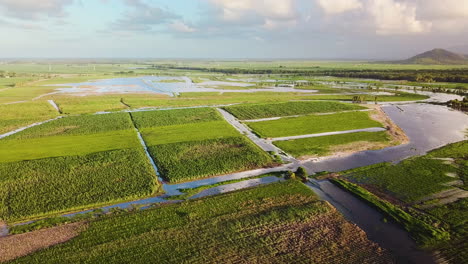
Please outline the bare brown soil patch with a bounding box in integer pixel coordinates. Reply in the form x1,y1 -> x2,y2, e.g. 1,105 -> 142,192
299,141 -> 392,162
251,204 -> 396,263
366,104 -> 409,145
0,222 -> 85,263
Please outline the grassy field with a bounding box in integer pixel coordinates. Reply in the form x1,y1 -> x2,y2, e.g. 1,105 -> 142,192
336,141 -> 468,263
0,130 -> 140,163
0,148 -> 158,222
122,91 -> 427,111
274,131 -> 390,158
343,158 -> 456,202
247,111 -> 383,138
331,179 -> 450,246
0,78 -> 58,103
222,101 -> 364,120
10,181 -> 393,264
131,107 -> 273,182
427,197 -> 468,264
148,137 -> 273,182
428,198 -> 468,234
0,101 -> 57,134
51,95 -> 129,114
141,121 -> 239,145
9,113 -> 134,139
131,107 -> 221,128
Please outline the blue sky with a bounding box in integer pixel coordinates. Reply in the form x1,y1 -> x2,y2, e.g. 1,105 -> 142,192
0,0 -> 467,59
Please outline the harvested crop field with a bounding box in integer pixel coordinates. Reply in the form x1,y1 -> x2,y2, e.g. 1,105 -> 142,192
0,222 -> 85,263
9,181 -> 395,264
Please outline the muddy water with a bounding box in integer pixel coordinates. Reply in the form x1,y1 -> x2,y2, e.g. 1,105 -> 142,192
306,180 -> 436,264
304,103 -> 468,173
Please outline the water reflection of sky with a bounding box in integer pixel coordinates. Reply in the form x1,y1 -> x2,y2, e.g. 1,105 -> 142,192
48,76 -> 317,96
306,103 -> 468,172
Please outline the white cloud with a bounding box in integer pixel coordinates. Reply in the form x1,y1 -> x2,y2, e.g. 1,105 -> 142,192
416,0 -> 468,20
367,0 -> 431,35
317,0 -> 363,15
208,0 -> 298,29
263,18 -> 297,30
0,0 -> 74,20
170,21 -> 196,33
111,0 -> 179,32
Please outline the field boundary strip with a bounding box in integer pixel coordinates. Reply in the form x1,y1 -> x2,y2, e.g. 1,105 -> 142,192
128,112 -> 164,185
0,116 -> 63,140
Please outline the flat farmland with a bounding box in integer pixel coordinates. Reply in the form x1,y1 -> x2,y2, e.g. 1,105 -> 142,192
9,113 -> 135,139
0,101 -> 58,134
50,95 -> 130,114
343,156 -> 458,203
274,131 -> 390,158
0,131 -> 140,163
0,148 -> 158,222
1,113 -> 141,162
0,112 -> 160,222
131,107 -> 222,128
247,111 -> 383,138
222,101 -> 365,120
132,108 -> 274,182
9,181 -> 393,264
141,121 -> 239,145
148,137 -> 273,183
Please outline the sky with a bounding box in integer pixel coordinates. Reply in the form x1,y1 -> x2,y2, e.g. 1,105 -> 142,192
0,0 -> 467,59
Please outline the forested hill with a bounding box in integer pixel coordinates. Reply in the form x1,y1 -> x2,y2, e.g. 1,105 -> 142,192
394,49 -> 468,65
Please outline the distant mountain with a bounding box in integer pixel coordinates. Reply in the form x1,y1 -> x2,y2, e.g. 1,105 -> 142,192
393,48 -> 468,65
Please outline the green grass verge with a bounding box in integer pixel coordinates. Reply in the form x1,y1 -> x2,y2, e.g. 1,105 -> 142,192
0,130 -> 140,163
148,136 -> 274,183
247,111 -> 383,138
222,101 -> 364,120
331,179 -> 450,246
0,148 -> 158,222
274,131 -> 390,157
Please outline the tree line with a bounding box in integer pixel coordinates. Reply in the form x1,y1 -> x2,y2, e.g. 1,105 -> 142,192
150,65 -> 468,84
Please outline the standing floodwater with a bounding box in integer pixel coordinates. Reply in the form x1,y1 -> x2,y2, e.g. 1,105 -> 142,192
305,103 -> 468,172
306,180 -> 437,264
299,102 -> 467,263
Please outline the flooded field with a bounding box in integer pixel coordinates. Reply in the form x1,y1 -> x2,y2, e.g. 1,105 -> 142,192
305,103 -> 468,172
49,76 -> 317,96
